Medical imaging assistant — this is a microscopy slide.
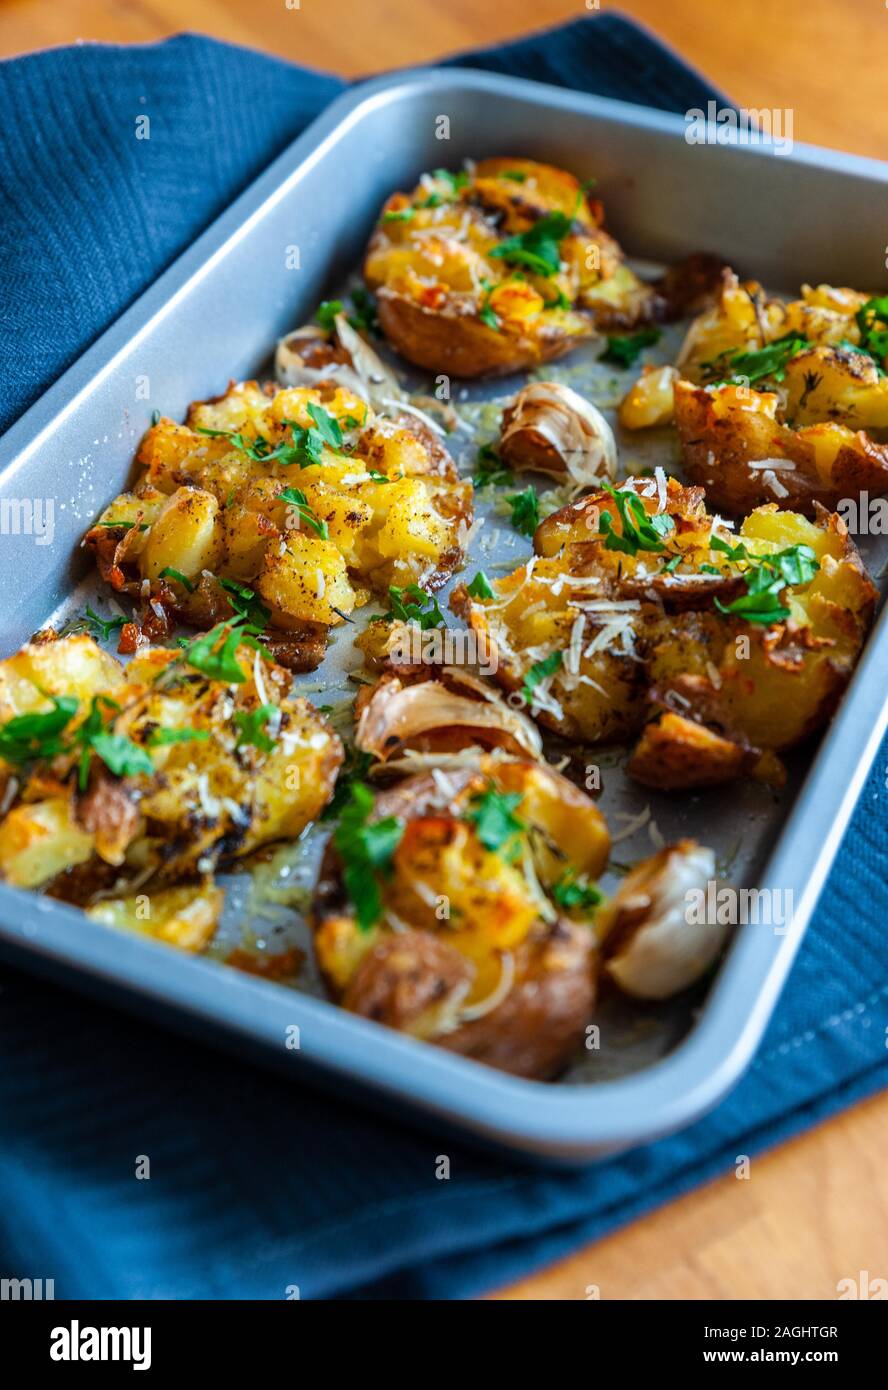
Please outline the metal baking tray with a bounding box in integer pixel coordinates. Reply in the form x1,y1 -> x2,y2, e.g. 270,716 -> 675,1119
1,68 -> 887,1163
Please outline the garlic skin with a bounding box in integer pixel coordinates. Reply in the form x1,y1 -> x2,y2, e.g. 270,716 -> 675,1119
602,840 -> 727,1000
275,312 -> 403,407
355,673 -> 543,763
500,381 -> 617,487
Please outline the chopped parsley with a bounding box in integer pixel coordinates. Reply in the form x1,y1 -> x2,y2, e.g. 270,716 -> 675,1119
180,619 -> 261,684
705,332 -> 809,387
852,294 -> 888,372
334,782 -> 405,931
465,787 -> 525,863
218,577 -> 270,629
316,299 -> 344,331
475,443 -> 511,488
97,520 -> 148,531
500,170 -> 528,182
488,210 -> 573,278
507,486 -> 540,537
600,329 -> 661,368
383,583 -> 445,630
713,543 -> 819,625
466,570 -> 496,600
597,482 -> 674,556
278,487 -> 330,539
522,650 -> 563,706
551,870 -> 602,913
382,207 -> 415,223
159,566 -> 196,593
234,704 -> 277,753
73,695 -> 154,792
148,727 -> 210,747
0,696 -> 78,766
82,605 -> 126,642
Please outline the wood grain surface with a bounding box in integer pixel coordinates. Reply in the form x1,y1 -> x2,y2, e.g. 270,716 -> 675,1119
1,0 -> 886,1301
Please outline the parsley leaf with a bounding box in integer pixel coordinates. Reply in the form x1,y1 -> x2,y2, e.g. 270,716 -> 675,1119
159,566 -> 196,593
234,704 -> 277,753
0,696 -> 78,766
316,299 -> 344,331
466,570 -> 496,600
598,482 -> 674,556
278,487 -> 330,539
73,695 -> 153,791
507,486 -> 540,537
333,783 -> 405,931
384,583 -> 445,629
465,786 -> 525,863
705,332 -> 809,387
488,210 -> 573,277
83,605 -> 126,642
600,329 -> 661,368
853,295 -> 888,372
551,870 -> 602,913
182,620 -> 259,684
218,577 -> 270,629
713,543 -> 819,625
522,650 -> 563,706
148,727 -> 210,747
475,443 -> 511,488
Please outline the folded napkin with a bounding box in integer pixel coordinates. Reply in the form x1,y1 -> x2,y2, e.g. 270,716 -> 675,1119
0,16 -> 885,1300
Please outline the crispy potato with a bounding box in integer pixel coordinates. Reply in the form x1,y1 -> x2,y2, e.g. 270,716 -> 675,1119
364,158 -> 724,377
0,632 -> 343,908
84,380 -> 472,670
87,881 -> 224,953
312,757 -> 609,1079
452,476 -> 876,787
620,272 -> 888,511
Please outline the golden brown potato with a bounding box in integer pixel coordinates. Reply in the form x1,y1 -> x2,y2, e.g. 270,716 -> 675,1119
0,632 -> 342,912
84,380 -> 472,670
620,272 -> 888,512
312,756 -> 609,1079
451,476 -> 876,787
364,157 -> 724,377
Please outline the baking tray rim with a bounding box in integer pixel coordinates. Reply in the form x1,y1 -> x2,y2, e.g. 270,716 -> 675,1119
0,67 -> 886,1158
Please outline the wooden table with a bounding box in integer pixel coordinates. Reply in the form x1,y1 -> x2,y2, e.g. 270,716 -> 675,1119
1,0 -> 886,1300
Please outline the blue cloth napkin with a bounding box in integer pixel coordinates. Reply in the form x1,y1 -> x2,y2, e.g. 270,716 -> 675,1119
0,17 -> 886,1301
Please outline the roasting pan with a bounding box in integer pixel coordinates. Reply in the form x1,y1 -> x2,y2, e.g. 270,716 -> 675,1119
1,68 -> 887,1161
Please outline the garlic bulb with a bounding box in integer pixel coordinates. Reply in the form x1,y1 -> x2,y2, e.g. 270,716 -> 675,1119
602,840 -> 727,999
500,381 -> 617,486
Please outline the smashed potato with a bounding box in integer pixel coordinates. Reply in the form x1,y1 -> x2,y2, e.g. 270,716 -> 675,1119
84,380 -> 472,669
364,157 -> 724,377
0,631 -> 342,913
452,476 -> 876,787
312,756 -> 610,1078
620,273 -> 888,511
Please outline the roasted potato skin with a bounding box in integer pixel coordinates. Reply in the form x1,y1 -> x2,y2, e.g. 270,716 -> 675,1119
452,479 -> 876,787
674,377 -> 888,515
312,760 -> 607,1080
84,381 -> 472,670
